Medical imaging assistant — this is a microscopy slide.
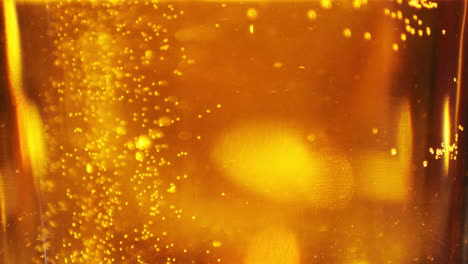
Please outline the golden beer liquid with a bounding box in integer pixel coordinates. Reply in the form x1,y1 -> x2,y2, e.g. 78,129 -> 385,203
1,0 -> 467,263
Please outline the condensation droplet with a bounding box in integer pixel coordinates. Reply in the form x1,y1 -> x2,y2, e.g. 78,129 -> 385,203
343,28 -> 352,38
401,33 -> 407,41
246,8 -> 258,20
157,116 -> 172,127
306,133 -> 316,142
149,128 -> 164,139
306,9 -> 317,20
212,240 -> 222,247
363,32 -> 371,40
273,61 -> 284,68
136,135 -> 152,150
135,151 -> 144,162
86,163 -> 94,173
167,184 -> 176,193
116,126 -> 127,135
320,0 -> 332,9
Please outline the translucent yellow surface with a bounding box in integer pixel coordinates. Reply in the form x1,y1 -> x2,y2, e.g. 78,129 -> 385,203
5,0 -> 464,264
245,227 -> 299,264
358,100 -> 412,202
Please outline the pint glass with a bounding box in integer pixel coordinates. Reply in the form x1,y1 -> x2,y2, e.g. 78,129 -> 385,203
1,0 -> 467,263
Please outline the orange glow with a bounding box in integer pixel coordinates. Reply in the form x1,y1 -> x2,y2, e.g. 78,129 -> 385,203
3,0 -> 23,98
442,96 -> 451,174
4,0 -> 47,192
212,121 -> 326,203
212,121 -> 353,207
21,105 -> 48,189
